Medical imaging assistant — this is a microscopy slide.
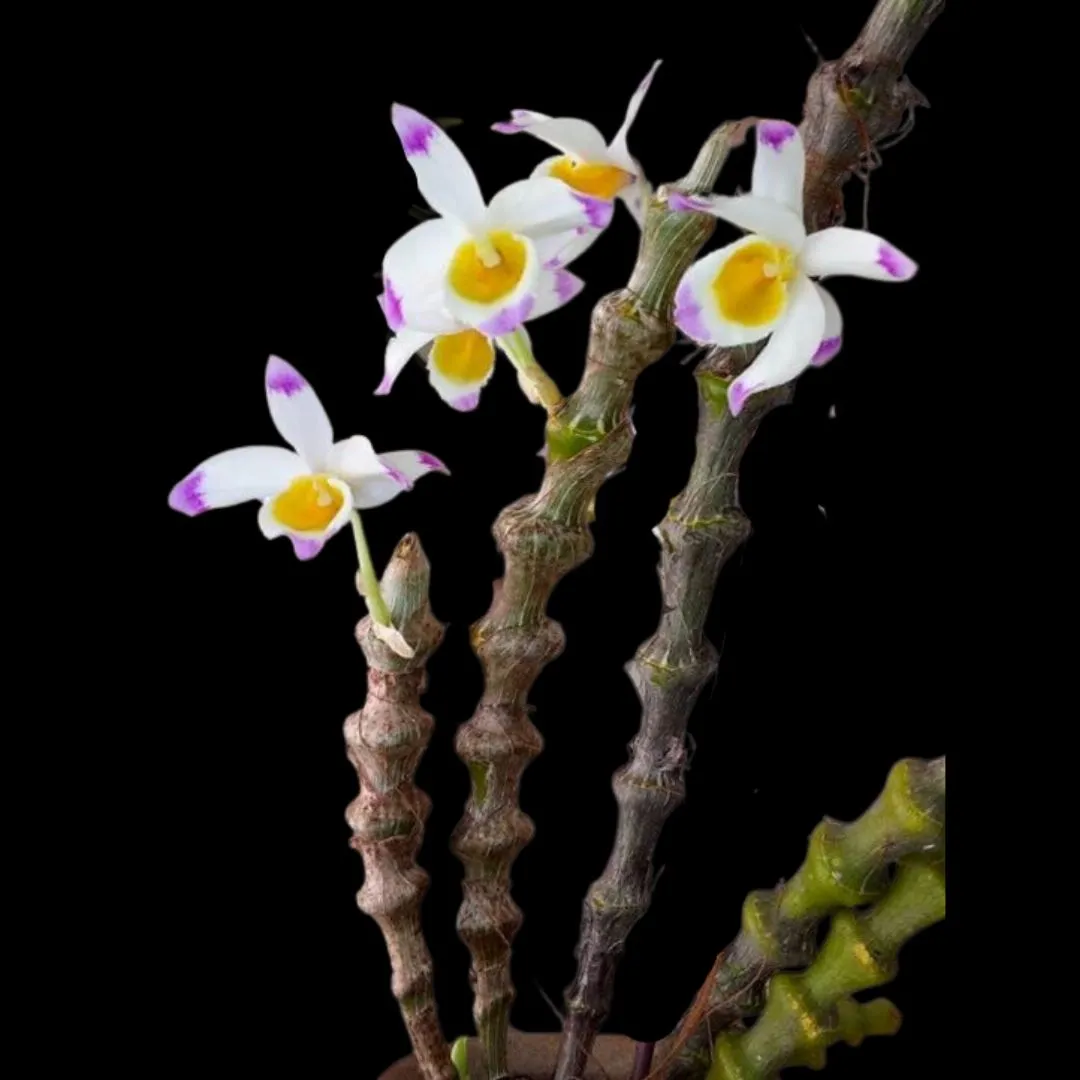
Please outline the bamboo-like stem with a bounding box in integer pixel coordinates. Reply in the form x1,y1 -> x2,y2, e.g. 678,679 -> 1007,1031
554,3 -> 946,1077
345,534 -> 456,1080
655,756 -> 945,1080
450,123 -> 752,1080
705,855 -> 946,1079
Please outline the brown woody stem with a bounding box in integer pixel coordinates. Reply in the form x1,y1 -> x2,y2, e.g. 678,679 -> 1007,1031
345,534 -> 455,1080
450,123 -> 752,1080
554,2 -> 946,1078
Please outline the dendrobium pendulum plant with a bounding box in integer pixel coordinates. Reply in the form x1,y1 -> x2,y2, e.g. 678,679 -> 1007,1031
170,2 -> 947,1078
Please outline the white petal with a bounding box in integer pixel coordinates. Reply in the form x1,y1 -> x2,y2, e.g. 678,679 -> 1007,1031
351,449 -> 450,510
809,284 -> 844,367
533,226 -> 602,269
490,113 -> 610,163
531,266 -> 585,319
485,177 -> 604,239
672,235 -> 792,347
751,120 -> 806,217
265,356 -> 333,470
256,475 -> 354,559
618,177 -> 652,228
728,274 -> 825,416
168,446 -> 307,516
391,104 -> 486,228
800,227 -> 918,282
443,233 -> 541,335
607,59 -> 662,173
326,435 -> 391,485
382,218 -> 467,333
668,192 -> 805,250
376,329 -> 437,395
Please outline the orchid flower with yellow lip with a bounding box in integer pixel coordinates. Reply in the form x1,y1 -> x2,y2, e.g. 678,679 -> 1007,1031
382,104 -> 606,348
377,265 -> 584,411
168,356 -> 449,656
668,119 -> 918,416
491,59 -> 662,255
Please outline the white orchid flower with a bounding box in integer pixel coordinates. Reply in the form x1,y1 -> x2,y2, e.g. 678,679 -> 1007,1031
168,356 -> 448,656
491,59 -> 662,254
382,104 -> 606,348
668,119 -> 918,416
377,264 -> 584,411
169,354 -> 448,560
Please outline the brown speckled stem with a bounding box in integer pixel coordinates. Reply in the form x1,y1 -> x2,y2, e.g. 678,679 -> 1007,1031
450,123 -> 752,1080
345,534 -> 455,1080
555,3 -> 946,1078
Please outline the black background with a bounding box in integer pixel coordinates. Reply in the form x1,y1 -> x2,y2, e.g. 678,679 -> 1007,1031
133,8 -> 963,1077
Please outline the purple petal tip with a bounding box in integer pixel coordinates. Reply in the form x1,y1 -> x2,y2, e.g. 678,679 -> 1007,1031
668,193 -> 710,213
811,336 -> 842,367
876,243 -> 917,280
491,121 -> 524,134
379,279 -> 405,331
374,376 -> 393,396
673,282 -> 711,344
727,381 -> 750,416
554,269 -> 583,306
385,464 -> 414,490
478,294 -> 535,336
168,472 -> 208,516
451,392 -> 481,412
417,451 -> 449,474
758,120 -> 798,151
290,536 -> 324,561
266,356 -> 307,397
574,193 -> 614,230
392,105 -> 438,157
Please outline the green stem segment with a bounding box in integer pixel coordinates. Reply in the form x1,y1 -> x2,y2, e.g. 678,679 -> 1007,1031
706,857 -> 946,1080
351,509 -> 391,627
658,757 -> 945,1079
499,328 -> 564,413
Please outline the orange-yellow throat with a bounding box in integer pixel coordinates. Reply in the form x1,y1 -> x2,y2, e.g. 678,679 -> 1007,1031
712,240 -> 797,326
272,475 -> 344,532
549,157 -> 632,200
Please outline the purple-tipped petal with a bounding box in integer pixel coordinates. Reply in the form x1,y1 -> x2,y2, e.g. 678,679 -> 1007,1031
758,120 -> 798,151
478,294 -> 536,336
290,536 -> 324,561
385,464 -> 414,491
391,104 -> 439,157
555,269 -> 583,305
574,194 -> 614,230
451,392 -> 481,412
416,451 -> 450,474
673,281 -> 711,343
266,355 -> 307,398
810,336 -> 843,367
168,471 -> 208,516
668,192 -> 712,213
378,279 -> 406,332
374,375 -> 394,395
492,121 -> 526,134
727,380 -> 753,416
876,242 -> 918,280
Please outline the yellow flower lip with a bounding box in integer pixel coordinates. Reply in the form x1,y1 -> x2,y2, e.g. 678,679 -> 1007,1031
448,230 -> 528,305
549,156 -> 632,201
271,474 -> 346,532
430,330 -> 496,386
712,239 -> 797,327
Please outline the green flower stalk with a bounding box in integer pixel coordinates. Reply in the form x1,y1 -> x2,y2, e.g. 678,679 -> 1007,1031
345,534 -> 456,1080
706,856 -> 946,1079
657,756 -> 945,1079
450,122 -> 751,1080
